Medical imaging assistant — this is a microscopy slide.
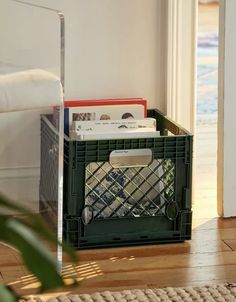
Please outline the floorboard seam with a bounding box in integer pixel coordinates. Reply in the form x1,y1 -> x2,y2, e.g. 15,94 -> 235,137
222,240 -> 234,251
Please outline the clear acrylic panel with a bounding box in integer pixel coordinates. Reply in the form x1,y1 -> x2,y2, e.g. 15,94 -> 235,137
0,0 -> 64,268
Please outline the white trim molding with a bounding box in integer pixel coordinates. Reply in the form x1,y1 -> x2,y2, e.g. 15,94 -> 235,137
156,0 -> 168,113
217,0 -> 225,217
0,165 -> 39,180
0,165 -> 40,213
166,0 -> 197,133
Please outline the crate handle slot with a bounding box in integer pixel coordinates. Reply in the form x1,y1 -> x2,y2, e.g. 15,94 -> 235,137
165,201 -> 179,221
81,206 -> 94,225
109,149 -> 153,168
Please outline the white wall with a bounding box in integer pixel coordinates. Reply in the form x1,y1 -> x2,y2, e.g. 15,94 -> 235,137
218,0 -> 236,217
0,0 -> 167,211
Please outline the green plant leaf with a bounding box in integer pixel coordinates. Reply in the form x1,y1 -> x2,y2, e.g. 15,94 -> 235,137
0,216 -> 64,291
0,194 -> 78,263
17,214 -> 77,263
0,284 -> 18,302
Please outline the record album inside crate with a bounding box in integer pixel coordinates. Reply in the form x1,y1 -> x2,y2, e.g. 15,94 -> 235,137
40,109 -> 193,249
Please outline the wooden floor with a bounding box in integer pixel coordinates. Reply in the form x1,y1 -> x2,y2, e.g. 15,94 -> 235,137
2,215 -> 236,299
198,2 -> 219,33
1,3 -> 228,300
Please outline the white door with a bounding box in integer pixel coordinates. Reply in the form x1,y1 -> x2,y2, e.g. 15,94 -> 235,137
218,0 -> 236,217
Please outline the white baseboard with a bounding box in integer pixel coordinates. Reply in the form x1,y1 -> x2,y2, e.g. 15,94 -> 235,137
0,165 -> 39,179
0,166 -> 40,213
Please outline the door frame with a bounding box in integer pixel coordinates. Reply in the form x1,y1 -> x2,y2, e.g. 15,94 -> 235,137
166,0 -> 197,134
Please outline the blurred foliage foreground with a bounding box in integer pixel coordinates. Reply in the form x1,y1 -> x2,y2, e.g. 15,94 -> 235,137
0,194 -> 78,302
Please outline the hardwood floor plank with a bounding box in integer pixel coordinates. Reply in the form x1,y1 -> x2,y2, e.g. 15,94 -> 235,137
1,266 -> 27,283
198,3 -> 219,33
6,264 -> 236,297
73,240 -> 230,263
192,217 -> 236,230
60,240 -> 229,264
62,264 -> 236,294
66,250 -> 236,276
223,239 -> 236,251
192,228 -> 236,241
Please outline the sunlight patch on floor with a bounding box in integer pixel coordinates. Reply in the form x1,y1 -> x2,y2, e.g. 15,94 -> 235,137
110,256 -> 135,262
62,262 -> 103,281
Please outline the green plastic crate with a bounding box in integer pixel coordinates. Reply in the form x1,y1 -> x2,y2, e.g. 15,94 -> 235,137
40,109 -> 193,249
